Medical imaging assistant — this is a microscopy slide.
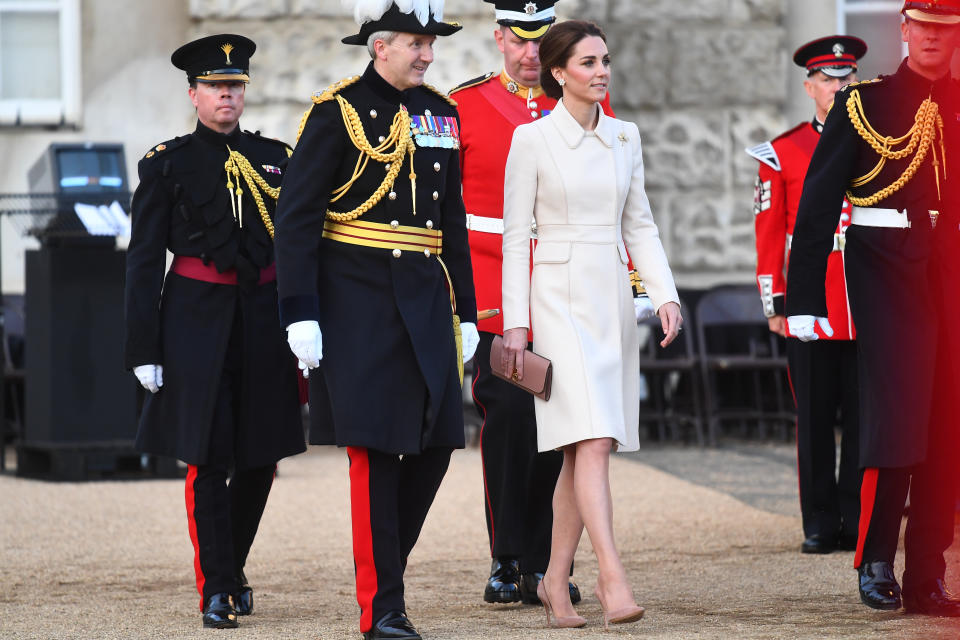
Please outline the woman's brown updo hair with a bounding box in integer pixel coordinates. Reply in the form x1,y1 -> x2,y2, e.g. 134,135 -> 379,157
538,20 -> 607,100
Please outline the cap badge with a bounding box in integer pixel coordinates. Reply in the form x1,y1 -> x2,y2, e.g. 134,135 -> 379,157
524,2 -> 538,15
833,43 -> 844,58
221,43 -> 234,64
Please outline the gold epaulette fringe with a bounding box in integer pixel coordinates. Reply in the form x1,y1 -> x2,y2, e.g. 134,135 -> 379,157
295,76 -> 363,144
423,83 -> 457,107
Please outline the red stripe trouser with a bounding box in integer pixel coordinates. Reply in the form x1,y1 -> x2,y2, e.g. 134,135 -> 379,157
347,446 -> 452,632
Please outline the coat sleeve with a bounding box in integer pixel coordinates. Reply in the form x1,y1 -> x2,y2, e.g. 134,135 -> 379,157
619,122 -> 679,312
441,113 -> 477,323
124,158 -> 171,369
274,102 -> 346,327
501,125 -> 537,331
754,160 -> 787,317
785,95 -> 858,318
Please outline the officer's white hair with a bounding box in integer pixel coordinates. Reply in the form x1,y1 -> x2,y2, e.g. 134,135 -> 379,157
346,0 -> 444,28
367,30 -> 399,58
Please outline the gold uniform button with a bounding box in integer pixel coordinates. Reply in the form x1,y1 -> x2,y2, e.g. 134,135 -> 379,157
426,220 -> 434,229
378,135 -> 385,143
424,249 -> 431,257
370,109 -> 378,118
390,220 -> 399,229
432,191 -> 439,200
433,162 -> 440,172
389,191 -> 397,200
392,249 -> 402,258
385,163 -> 391,170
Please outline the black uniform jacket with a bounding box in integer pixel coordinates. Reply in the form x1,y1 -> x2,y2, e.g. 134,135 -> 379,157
786,59 -> 955,469
274,63 -> 477,454
125,121 -> 306,469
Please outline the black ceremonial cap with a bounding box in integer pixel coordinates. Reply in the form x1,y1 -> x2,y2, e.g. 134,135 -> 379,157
483,0 -> 558,40
793,35 -> 867,78
171,34 -> 256,83
342,2 -> 462,45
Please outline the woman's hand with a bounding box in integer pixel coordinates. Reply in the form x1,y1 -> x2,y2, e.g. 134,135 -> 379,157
658,302 -> 683,348
501,327 -> 528,380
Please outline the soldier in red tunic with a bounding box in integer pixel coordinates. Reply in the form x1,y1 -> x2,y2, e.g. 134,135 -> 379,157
746,35 -> 866,555
450,0 -> 621,607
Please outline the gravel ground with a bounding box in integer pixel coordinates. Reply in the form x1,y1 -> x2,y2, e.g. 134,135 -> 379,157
1,444 -> 958,640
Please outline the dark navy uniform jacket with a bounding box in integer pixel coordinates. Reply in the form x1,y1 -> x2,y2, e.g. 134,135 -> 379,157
786,59 -> 956,469
274,63 -> 477,454
125,121 -> 306,469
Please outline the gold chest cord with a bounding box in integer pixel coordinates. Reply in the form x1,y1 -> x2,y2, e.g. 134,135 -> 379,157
224,148 -> 281,239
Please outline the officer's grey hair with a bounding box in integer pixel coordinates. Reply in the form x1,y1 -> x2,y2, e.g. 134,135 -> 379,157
367,30 -> 399,59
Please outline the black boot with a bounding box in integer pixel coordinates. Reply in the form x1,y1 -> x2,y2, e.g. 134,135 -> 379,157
483,558 -> 521,603
234,571 -> 253,616
903,579 -> 960,617
202,593 -> 238,628
858,562 -> 902,610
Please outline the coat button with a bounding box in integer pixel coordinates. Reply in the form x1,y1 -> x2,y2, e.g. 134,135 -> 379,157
392,249 -> 402,258
530,101 -> 537,109
433,162 -> 440,172
389,191 -> 397,200
378,135 -> 385,143
424,248 -> 431,257
385,163 -> 391,170
531,111 -> 538,118
424,109 -> 432,116
390,220 -> 399,229
426,220 -> 434,229
370,109 -> 377,118
432,191 -> 439,200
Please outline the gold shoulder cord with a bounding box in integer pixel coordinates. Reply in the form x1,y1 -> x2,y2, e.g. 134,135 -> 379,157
224,149 -> 280,238
845,88 -> 946,206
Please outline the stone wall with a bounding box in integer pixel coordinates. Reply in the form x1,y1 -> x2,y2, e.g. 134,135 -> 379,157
190,0 -> 790,288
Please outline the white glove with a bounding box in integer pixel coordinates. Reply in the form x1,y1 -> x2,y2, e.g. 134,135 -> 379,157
787,315 -> 833,342
287,320 -> 323,374
133,364 -> 164,393
460,322 -> 479,363
633,296 -> 656,322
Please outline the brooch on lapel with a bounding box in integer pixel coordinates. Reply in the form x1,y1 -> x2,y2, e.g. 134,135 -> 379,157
617,132 -> 628,144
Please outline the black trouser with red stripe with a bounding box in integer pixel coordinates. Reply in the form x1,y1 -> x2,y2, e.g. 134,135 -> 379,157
347,446 -> 452,632
474,331 -> 561,574
786,339 -> 860,541
184,303 -> 277,608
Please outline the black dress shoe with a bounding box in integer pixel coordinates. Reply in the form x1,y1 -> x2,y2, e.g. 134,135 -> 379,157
363,610 -> 421,640
858,561 -> 902,610
484,558 -> 521,604
801,533 -> 837,554
903,579 -> 960,617
234,571 -> 253,616
518,572 -> 582,605
202,592 -> 238,629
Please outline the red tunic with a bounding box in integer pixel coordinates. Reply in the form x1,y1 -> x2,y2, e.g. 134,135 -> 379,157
453,72 -> 613,334
749,121 -> 855,340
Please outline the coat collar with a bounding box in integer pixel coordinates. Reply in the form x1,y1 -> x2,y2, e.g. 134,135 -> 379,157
550,98 -> 614,149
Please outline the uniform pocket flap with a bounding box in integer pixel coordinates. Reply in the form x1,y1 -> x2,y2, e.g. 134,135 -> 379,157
533,241 -> 571,265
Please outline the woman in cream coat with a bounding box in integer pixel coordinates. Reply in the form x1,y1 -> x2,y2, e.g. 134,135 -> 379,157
500,20 -> 682,629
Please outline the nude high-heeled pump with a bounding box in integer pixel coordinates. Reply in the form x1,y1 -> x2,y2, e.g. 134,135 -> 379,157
537,578 -> 587,629
594,582 -> 645,630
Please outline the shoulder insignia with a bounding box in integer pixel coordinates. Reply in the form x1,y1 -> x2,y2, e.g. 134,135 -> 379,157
744,141 -> 781,172
449,72 -> 496,96
311,75 -> 362,104
423,83 -> 457,107
846,76 -> 883,90
142,135 -> 188,160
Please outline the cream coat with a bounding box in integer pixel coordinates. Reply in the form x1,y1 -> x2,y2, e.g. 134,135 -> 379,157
501,99 -> 680,452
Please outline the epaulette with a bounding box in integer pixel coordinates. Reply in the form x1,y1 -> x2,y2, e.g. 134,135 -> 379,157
449,72 -> 496,96
311,75 -> 362,104
744,141 -> 781,172
141,135 -> 189,160
845,76 -> 884,90
423,83 -> 457,107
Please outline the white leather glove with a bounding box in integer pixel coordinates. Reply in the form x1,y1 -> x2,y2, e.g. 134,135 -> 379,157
787,315 -> 833,342
460,321 -> 479,363
287,320 -> 323,376
633,296 -> 656,322
133,364 -> 164,393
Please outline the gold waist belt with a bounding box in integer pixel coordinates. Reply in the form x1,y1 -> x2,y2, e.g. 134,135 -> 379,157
322,219 -> 443,256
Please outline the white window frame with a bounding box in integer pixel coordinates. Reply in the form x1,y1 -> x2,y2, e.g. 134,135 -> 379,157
0,0 -> 81,127
837,1 -> 907,58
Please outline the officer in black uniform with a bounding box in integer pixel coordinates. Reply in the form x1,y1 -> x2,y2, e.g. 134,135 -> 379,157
273,2 -> 478,639
124,34 -> 306,629
785,2 -> 960,615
